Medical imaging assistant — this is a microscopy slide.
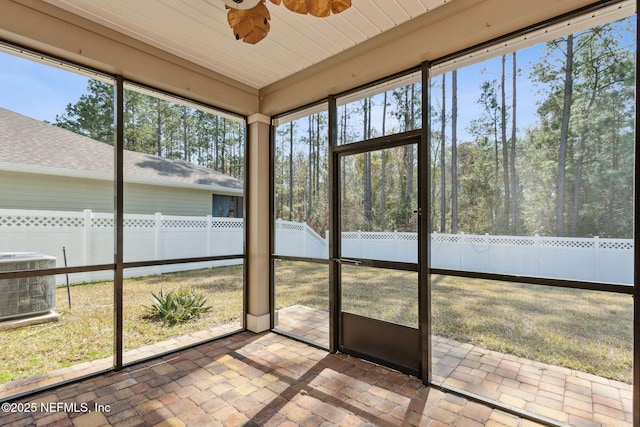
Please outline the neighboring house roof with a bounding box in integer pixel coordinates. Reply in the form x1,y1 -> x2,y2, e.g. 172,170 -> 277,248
0,107 -> 243,195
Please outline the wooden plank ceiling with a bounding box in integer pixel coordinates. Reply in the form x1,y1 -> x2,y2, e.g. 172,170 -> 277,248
43,0 -> 450,89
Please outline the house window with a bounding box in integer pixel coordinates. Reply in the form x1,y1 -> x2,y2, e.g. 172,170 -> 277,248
212,194 -> 243,218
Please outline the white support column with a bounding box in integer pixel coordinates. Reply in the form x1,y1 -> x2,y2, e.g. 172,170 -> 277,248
246,113 -> 271,333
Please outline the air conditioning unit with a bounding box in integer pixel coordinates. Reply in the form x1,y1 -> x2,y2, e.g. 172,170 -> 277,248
0,253 -> 56,320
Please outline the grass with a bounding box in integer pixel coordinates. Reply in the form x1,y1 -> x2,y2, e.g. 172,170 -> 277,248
274,261 -> 632,383
1,261 -> 632,386
0,265 -> 243,384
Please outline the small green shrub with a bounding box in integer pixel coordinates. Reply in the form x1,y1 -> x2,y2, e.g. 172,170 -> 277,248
143,287 -> 212,325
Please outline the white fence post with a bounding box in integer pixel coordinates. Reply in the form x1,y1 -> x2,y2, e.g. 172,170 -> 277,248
594,235 -> 600,282
83,209 -> 92,283
303,222 -> 308,257
325,230 -> 329,258
459,232 -> 464,270
206,215 -> 213,257
155,213 -> 162,275
484,233 -> 490,272
534,234 -> 540,277
275,219 -> 282,255
393,230 -> 398,261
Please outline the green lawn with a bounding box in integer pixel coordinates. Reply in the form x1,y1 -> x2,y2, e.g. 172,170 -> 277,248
0,265 -> 243,384
274,261 -> 632,383
1,261 -> 632,386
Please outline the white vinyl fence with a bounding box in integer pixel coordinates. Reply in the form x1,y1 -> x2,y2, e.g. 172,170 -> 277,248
0,209 -> 243,285
273,219 -> 633,285
430,233 -> 633,284
274,219 -> 328,259
0,210 -> 633,286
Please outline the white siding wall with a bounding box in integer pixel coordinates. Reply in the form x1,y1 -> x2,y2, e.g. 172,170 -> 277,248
1,171 -> 113,212
1,171 -> 224,216
123,183 -> 213,216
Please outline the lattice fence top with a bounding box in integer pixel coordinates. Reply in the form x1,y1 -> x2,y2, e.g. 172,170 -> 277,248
599,241 -> 634,250
538,239 -> 594,249
124,218 -> 154,228
342,232 -> 360,240
276,219 -> 325,243
93,217 -> 114,228
433,234 -> 462,243
432,233 -> 633,251
211,218 -> 244,229
0,210 -> 633,252
341,231 -> 417,241
277,220 -> 305,232
396,233 -> 418,241
361,233 -> 394,240
488,237 -> 535,246
163,219 -> 208,229
0,210 -> 244,230
464,236 -> 486,244
0,213 -> 84,228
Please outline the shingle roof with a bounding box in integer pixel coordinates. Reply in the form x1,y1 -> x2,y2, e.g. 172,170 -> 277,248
0,107 -> 243,192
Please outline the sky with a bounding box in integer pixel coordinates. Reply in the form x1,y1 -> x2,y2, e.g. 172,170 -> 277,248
1,14 -> 635,134
0,51 -> 90,122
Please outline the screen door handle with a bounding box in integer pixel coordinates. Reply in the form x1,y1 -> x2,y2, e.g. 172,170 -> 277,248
334,258 -> 363,266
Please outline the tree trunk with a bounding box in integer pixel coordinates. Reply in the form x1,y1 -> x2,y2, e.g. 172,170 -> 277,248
363,99 -> 372,225
214,116 -> 220,171
221,119 -> 227,175
440,75 -> 446,233
451,70 -> 458,234
156,99 -> 162,157
182,106 -> 189,161
493,111 -> 499,235
509,52 -> 518,232
315,113 -> 320,201
570,134 -> 584,237
407,87 -> 415,203
501,55 -> 510,232
288,121 -> 293,221
381,92 -> 387,230
308,115 -> 313,216
605,129 -> 619,237
341,107 -> 347,197
556,34 -> 574,237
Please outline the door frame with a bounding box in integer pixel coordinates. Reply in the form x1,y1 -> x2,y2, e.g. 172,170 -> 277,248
328,128 -> 427,378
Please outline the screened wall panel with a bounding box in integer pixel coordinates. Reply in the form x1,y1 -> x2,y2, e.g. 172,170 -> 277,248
429,11 -> 635,285
121,85 -> 246,362
0,48 -> 117,398
122,84 -> 245,263
122,262 -> 243,365
273,105 -> 330,346
337,71 -> 421,145
428,4 -> 636,425
0,44 -> 247,400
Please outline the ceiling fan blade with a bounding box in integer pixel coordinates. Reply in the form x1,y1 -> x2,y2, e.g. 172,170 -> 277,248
227,0 -> 271,44
280,0 -> 308,15
308,0 -> 330,17
331,0 -> 351,14
269,0 -> 351,17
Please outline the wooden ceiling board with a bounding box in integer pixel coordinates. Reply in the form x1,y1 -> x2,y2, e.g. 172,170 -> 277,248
43,0 -> 451,89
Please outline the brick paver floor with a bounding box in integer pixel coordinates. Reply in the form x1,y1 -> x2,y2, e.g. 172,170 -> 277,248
0,322 -> 242,401
2,330 -> 547,427
0,305 -> 632,426
275,305 -> 633,427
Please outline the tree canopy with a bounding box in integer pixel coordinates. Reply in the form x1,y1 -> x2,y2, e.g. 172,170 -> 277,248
274,17 -> 635,239
55,83 -> 245,180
